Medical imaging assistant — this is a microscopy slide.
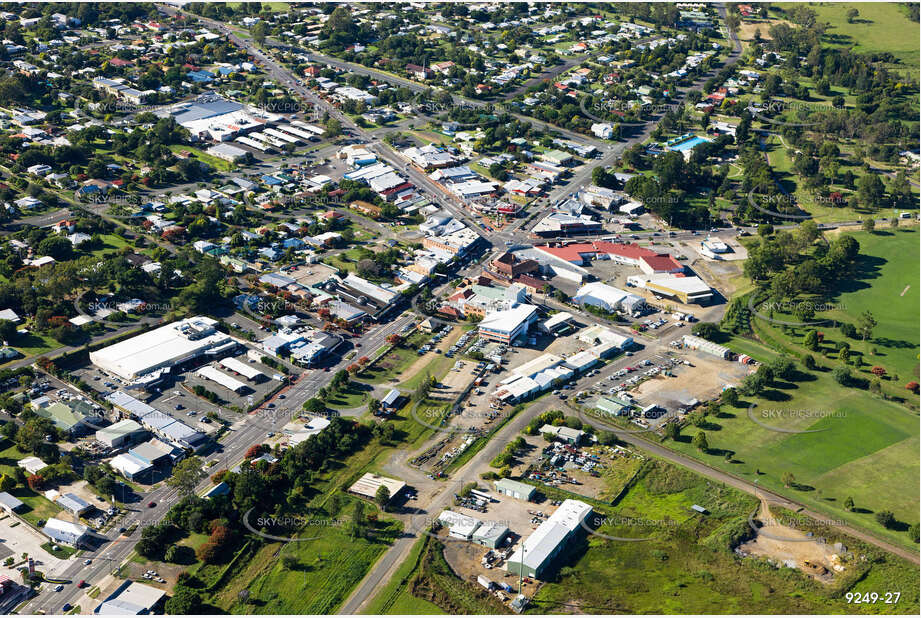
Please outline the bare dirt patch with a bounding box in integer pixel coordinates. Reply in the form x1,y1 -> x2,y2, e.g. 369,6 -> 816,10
736,500 -> 845,583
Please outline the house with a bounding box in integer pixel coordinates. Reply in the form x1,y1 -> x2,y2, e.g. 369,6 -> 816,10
0,308 -> 20,323
43,518 -> 90,547
0,492 -> 24,514
406,63 -> 433,79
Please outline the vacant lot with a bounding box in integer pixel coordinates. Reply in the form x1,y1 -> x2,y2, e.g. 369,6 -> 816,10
530,460 -> 919,614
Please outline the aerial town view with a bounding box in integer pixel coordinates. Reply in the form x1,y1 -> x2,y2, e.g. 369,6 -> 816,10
0,1 -> 917,616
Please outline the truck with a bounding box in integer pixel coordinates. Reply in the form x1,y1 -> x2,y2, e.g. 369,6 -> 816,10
477,575 -> 495,591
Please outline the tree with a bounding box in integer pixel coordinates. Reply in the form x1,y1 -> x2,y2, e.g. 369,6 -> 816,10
802,354 -> 817,370
910,523 -> 920,544
374,485 -> 391,509
870,366 -> 887,378
856,310 -> 877,341
304,398 -> 326,414
691,322 -> 721,341
0,474 -> 14,492
164,545 -> 179,562
832,366 -> 851,386
844,496 -> 854,512
664,422 -> 680,441
802,329 -> 819,351
368,398 -> 381,415
781,471 -> 795,487
168,456 -> 205,496
861,218 -> 875,233
906,381 -> 920,394
165,586 -> 202,614
875,510 -> 896,529
281,554 -> 299,570
0,319 -> 16,342
692,431 -> 708,452
846,7 -> 859,22
325,117 -> 342,138
721,387 -> 739,407
37,236 -> 73,261
251,21 -> 267,45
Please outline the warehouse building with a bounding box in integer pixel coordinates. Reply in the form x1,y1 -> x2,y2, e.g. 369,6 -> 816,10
106,391 -> 208,451
573,282 -> 646,314
577,325 -> 633,354
95,419 -> 146,449
540,312 -> 575,335
682,334 -> 730,359
438,510 -> 482,540
129,439 -> 183,467
56,493 -> 92,517
0,492 -> 24,515
110,453 -> 154,482
89,317 -> 235,381
540,424 -> 586,445
472,520 -> 510,548
494,478 -> 536,501
505,499 -> 592,579
219,357 -> 264,381
94,580 -> 166,615
348,473 -> 406,503
595,396 -> 633,416
628,275 -> 713,304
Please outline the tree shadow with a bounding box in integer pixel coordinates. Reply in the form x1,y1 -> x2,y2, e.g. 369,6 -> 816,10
760,389 -> 792,402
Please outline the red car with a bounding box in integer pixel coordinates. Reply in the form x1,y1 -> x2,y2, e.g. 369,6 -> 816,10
78,580 -> 86,588
147,501 -> 156,508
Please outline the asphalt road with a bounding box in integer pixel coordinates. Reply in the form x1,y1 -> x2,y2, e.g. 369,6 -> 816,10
21,309 -> 416,613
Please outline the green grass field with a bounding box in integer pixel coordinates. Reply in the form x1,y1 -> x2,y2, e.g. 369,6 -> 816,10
687,228 -> 921,548
775,3 -> 920,72
531,460 -> 919,614
358,331 -> 432,384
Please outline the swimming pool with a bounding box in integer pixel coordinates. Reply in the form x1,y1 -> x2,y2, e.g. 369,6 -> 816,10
668,135 -> 711,151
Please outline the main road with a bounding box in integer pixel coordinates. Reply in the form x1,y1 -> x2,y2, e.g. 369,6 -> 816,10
20,310 -> 416,614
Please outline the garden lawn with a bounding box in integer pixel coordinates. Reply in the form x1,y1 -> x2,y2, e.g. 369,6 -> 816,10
0,442 -> 62,526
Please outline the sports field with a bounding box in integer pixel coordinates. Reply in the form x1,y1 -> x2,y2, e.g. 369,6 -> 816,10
681,228 -> 921,548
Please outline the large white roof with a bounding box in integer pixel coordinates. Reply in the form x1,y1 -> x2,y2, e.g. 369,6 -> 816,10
89,317 -> 231,380
479,304 -> 537,334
